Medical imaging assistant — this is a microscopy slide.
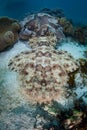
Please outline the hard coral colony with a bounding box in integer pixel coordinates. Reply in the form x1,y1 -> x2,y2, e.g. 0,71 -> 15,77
8,13 -> 79,103
0,17 -> 20,51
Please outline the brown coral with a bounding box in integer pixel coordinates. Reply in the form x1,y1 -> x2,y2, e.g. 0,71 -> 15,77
79,59 -> 87,74
74,27 -> 87,44
58,17 -> 74,36
3,31 -> 14,44
0,17 -> 20,52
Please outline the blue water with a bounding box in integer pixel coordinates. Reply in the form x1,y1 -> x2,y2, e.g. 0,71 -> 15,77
0,0 -> 87,24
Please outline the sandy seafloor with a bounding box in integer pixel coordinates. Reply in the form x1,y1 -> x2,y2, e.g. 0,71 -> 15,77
0,38 -> 87,129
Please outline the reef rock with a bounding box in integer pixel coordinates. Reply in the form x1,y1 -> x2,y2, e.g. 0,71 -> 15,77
0,17 -> 21,52
74,26 -> 87,44
63,110 -> 84,130
79,59 -> 87,74
58,17 -> 74,36
19,13 -> 65,42
3,31 -> 14,44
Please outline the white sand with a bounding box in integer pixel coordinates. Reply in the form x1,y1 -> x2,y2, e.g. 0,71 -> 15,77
57,40 -> 87,59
